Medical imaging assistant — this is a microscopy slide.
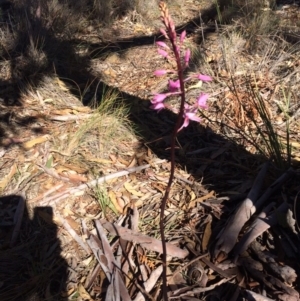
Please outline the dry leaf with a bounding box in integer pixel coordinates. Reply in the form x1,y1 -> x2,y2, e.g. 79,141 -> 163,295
23,135 -> 50,149
134,265 -> 163,301
286,208 -> 297,234
102,220 -> 188,258
59,163 -> 88,174
65,216 -> 80,232
78,283 -> 93,300
108,190 -> 123,213
124,182 -> 144,197
202,215 -> 212,252
188,190 -> 215,209
64,173 -> 88,183
87,157 -> 113,164
0,163 -> 17,191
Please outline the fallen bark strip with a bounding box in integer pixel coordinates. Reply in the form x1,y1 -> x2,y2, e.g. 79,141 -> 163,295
101,220 -> 189,259
244,290 -> 275,301
233,202 -> 288,261
36,159 -> 166,206
133,265 -> 163,301
213,162 -> 269,259
249,240 -> 297,285
213,165 -> 294,260
83,221 -> 131,301
169,276 -> 234,299
239,254 -> 299,299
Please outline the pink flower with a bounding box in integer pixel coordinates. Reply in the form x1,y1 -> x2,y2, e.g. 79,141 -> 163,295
180,30 -> 186,44
160,28 -> 169,40
151,93 -> 168,104
156,41 -> 169,49
184,49 -> 191,66
168,79 -> 180,92
178,104 -> 201,132
154,69 -> 167,76
158,48 -> 168,58
197,93 -> 209,109
150,102 -> 165,111
197,74 -> 213,82
150,93 -> 168,112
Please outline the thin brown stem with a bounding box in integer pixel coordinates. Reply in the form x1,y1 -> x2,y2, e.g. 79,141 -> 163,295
160,24 -> 186,301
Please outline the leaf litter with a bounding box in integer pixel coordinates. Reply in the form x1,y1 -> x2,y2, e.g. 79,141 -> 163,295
0,1 -> 300,301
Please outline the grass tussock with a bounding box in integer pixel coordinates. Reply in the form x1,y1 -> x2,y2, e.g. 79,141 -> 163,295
65,87 -> 135,159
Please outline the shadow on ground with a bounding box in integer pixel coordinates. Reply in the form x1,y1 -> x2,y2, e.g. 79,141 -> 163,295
0,195 -> 67,301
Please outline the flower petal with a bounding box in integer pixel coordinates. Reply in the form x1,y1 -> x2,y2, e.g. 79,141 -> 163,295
180,30 -> 186,44
178,117 -> 190,132
160,28 -> 169,39
156,41 -> 169,49
185,112 -> 201,122
197,93 -> 209,109
151,93 -> 167,104
150,102 -> 165,112
168,79 -> 180,92
184,49 -> 191,66
197,74 -> 213,82
154,69 -> 167,76
158,48 -> 168,58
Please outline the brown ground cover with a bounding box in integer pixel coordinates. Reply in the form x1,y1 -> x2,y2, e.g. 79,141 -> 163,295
0,0 -> 300,300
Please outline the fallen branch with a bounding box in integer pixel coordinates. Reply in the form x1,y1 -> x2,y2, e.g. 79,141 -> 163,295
101,220 -> 189,259
36,159 -> 166,206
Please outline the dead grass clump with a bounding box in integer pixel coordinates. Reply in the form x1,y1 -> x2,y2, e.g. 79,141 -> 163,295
60,87 -> 136,161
